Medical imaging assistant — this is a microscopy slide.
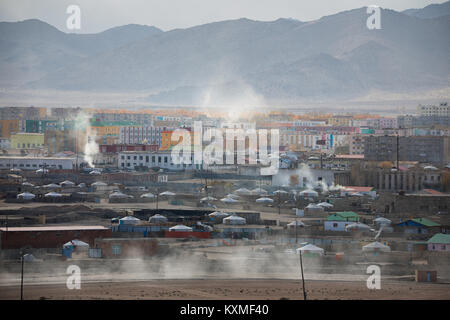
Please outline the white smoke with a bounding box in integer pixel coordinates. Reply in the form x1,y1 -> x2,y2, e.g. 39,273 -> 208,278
73,111 -> 99,168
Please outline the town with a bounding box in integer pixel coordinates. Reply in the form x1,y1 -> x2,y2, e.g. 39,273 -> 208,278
0,102 -> 449,299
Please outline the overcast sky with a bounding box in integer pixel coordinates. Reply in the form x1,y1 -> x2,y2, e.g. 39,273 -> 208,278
0,0 -> 447,33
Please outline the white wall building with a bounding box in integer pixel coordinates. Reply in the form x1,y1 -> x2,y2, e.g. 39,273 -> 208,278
0,156 -> 74,170
118,151 -> 201,171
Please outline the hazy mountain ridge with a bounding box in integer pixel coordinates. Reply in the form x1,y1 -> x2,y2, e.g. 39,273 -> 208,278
0,4 -> 449,104
402,1 -> 450,19
0,20 -> 163,87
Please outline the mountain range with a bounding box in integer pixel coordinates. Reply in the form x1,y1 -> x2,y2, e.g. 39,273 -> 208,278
0,2 -> 449,105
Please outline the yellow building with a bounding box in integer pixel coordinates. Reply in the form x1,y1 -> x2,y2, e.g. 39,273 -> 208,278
328,115 -> 353,127
11,133 -> 45,149
89,125 -> 121,137
0,119 -> 20,138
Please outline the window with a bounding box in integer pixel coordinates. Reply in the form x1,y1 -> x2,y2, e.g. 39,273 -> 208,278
333,223 -> 338,228
112,245 -> 121,255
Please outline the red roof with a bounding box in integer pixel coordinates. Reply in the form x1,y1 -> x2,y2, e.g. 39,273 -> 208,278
343,186 -> 374,192
423,189 -> 443,195
335,155 -> 364,159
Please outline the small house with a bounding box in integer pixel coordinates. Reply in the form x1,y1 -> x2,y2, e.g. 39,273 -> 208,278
324,212 -> 360,232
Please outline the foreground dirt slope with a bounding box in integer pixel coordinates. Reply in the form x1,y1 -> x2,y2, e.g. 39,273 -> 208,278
1,279 -> 449,300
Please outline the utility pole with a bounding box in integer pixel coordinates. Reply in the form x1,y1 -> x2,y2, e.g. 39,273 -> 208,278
20,253 -> 24,300
156,187 -> 159,211
396,134 -> 399,192
299,249 -> 307,300
278,192 -> 281,215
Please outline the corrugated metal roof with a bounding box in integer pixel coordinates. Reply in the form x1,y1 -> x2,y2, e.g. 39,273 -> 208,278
0,226 -> 109,232
427,233 -> 450,244
411,218 -> 441,227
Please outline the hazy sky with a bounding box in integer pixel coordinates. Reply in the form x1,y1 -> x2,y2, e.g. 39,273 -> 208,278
0,0 -> 447,33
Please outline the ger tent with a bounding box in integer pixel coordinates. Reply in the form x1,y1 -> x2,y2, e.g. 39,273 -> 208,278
44,192 -> 62,198
169,224 -> 193,232
362,241 -> 391,253
317,202 -> 333,208
221,197 -> 238,204
140,193 -> 156,198
43,183 -> 60,189
17,192 -> 35,200
305,203 -> 324,214
233,188 -> 252,195
119,216 -> 141,225
287,221 -> 305,229
22,182 -> 34,187
209,211 -> 229,218
109,191 -> 129,199
160,191 -> 176,196
91,181 -> 107,187
223,215 -> 246,225
148,214 -> 168,224
63,239 -> 89,248
60,180 -> 75,187
299,190 -> 318,198
296,244 -> 324,256
251,188 -> 268,196
255,197 -> 274,203
345,223 -> 373,232
374,217 -> 392,225
200,196 -> 217,202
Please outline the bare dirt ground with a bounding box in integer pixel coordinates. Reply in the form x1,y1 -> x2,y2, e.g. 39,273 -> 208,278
1,279 -> 449,300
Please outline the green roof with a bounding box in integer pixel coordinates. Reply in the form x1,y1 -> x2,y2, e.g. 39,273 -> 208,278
427,233 -> 450,244
411,218 -> 440,227
327,211 -> 360,222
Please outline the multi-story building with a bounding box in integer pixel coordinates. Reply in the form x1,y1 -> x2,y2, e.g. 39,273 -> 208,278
50,107 -> 83,120
120,126 -> 171,146
21,119 -> 60,133
397,115 -> 415,129
349,135 -> 365,155
360,167 -> 443,192
10,133 -> 45,150
0,107 -> 46,120
0,138 -> 10,150
364,136 -> 450,166
328,115 -> 353,127
417,102 -> 449,117
0,119 -> 20,138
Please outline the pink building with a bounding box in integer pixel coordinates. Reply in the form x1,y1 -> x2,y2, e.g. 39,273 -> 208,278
427,233 -> 450,251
